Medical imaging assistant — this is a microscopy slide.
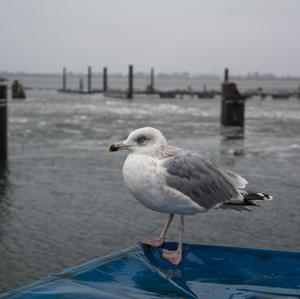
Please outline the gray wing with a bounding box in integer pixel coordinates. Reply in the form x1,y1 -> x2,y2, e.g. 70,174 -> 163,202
162,149 -> 240,209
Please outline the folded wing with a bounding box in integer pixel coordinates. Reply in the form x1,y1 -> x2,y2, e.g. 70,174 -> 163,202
161,149 -> 242,210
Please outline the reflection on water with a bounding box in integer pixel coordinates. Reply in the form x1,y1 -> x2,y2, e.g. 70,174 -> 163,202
0,162 -> 9,229
0,89 -> 300,292
0,162 -> 8,195
220,126 -> 245,140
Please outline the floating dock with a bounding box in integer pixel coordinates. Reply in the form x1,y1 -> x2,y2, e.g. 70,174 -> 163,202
1,243 -> 300,298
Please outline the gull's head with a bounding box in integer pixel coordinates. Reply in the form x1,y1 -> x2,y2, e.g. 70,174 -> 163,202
109,127 -> 169,156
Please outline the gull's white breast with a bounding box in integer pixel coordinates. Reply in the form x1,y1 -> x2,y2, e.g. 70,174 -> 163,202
122,153 -> 204,215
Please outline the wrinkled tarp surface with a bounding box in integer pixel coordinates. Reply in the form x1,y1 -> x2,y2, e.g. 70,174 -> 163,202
1,243 -> 300,299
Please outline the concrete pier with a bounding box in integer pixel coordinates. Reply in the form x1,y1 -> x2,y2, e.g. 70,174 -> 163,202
0,85 -> 7,161
127,65 -> 133,99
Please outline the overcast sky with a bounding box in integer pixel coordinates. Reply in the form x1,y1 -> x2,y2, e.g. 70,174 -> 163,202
1,0 -> 299,75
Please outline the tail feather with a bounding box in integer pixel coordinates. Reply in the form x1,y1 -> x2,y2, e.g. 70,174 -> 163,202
244,192 -> 273,201
223,191 -> 273,211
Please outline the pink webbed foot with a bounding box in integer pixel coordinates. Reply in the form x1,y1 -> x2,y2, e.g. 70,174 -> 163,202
141,214 -> 174,248
142,238 -> 164,247
162,249 -> 182,265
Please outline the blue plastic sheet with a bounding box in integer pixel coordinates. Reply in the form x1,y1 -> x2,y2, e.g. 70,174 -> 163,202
1,243 -> 300,298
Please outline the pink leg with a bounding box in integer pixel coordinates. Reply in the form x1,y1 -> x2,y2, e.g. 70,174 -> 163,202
142,214 -> 174,247
162,216 -> 184,265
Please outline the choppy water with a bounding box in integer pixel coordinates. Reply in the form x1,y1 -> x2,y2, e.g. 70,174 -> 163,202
0,86 -> 300,292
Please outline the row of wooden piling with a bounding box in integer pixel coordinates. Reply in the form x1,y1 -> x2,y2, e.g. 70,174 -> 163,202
60,66 -> 299,100
61,65 -> 155,99
61,66 -> 117,95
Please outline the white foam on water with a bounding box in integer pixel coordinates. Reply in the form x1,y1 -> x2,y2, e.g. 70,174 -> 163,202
10,117 -> 29,124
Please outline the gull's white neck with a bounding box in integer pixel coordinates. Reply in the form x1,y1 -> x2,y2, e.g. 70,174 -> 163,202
130,143 -> 176,160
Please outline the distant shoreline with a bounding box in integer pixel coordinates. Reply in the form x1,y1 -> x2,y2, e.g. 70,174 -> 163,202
1,71 -> 300,81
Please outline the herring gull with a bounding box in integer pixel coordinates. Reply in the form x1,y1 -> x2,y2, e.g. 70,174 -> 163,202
109,127 -> 272,265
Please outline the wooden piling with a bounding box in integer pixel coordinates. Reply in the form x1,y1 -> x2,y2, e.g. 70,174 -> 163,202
79,78 -> 84,92
11,80 -> 26,99
127,65 -> 133,99
87,66 -> 92,93
150,68 -> 155,92
221,81 -> 246,128
103,67 -> 107,92
224,68 -> 229,82
62,67 -> 67,91
0,85 -> 7,161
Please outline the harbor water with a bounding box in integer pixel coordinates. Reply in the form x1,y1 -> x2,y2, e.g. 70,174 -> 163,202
0,77 -> 300,292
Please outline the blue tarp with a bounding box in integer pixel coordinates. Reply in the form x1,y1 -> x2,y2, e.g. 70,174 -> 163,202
1,243 -> 300,299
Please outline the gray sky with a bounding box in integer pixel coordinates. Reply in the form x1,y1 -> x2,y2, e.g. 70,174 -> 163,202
1,0 -> 300,75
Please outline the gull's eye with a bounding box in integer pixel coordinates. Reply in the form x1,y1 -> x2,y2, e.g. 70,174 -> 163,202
136,135 -> 147,144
